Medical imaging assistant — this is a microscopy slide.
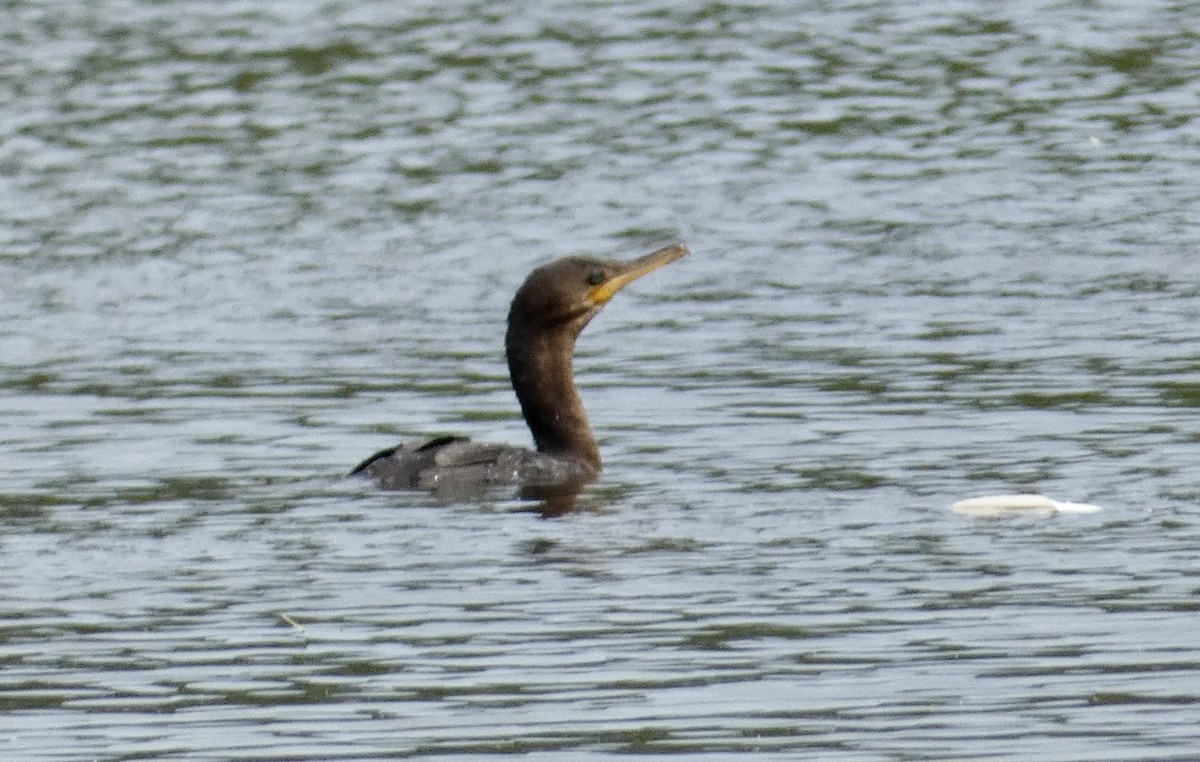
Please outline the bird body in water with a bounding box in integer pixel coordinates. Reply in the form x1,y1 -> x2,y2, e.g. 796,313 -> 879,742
351,243 -> 688,496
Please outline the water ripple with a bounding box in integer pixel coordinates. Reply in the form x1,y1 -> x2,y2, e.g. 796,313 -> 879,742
4,0 -> 1200,759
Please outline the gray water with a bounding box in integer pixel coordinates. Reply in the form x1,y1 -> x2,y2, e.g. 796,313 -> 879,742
3,0 -> 1200,759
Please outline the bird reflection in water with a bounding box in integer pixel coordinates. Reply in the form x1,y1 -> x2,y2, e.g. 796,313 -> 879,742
351,243 -> 689,516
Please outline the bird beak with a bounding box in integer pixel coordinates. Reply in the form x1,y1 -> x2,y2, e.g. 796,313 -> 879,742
587,243 -> 689,306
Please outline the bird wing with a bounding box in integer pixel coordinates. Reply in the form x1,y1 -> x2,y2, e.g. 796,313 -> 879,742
430,439 -> 515,468
350,435 -> 531,493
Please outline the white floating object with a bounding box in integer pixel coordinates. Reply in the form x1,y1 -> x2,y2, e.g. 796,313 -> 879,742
951,494 -> 1102,517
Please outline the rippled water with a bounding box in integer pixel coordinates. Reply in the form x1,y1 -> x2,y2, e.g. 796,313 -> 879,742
4,0 -> 1200,758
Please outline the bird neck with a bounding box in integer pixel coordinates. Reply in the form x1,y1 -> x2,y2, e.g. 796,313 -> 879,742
505,324 -> 601,473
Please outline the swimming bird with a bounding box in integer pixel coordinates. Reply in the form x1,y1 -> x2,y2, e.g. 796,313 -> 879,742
351,243 -> 688,496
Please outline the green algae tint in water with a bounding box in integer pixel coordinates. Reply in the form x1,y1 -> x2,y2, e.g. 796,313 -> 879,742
3,0 -> 1200,759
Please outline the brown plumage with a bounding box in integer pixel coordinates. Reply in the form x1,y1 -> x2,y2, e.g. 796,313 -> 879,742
351,243 -> 688,497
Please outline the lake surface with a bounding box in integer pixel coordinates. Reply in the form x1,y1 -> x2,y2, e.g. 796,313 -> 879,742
3,0 -> 1200,758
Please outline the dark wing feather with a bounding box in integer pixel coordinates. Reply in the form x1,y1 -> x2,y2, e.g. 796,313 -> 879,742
349,435 -> 470,489
350,435 -> 543,495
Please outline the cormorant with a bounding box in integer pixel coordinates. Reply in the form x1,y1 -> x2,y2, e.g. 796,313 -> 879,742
351,243 -> 688,498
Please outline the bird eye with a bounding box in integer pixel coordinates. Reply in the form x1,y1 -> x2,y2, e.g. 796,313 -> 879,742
586,270 -> 606,286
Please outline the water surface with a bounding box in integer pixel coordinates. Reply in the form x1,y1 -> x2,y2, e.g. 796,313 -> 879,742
3,0 -> 1200,759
